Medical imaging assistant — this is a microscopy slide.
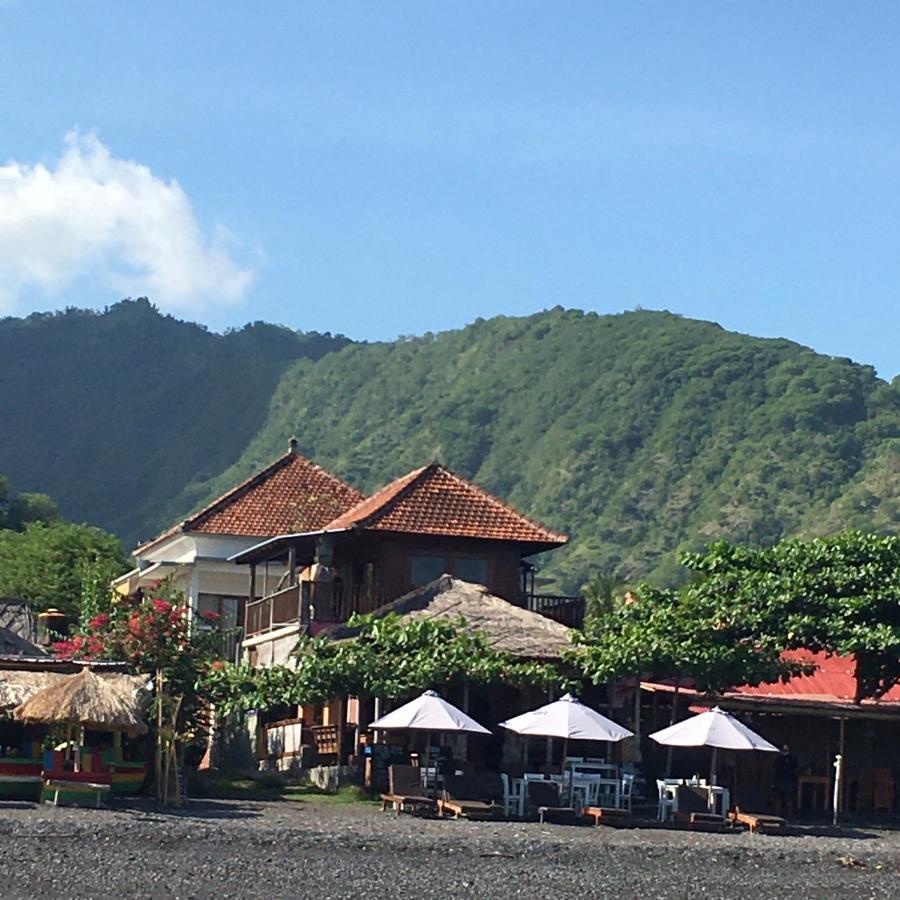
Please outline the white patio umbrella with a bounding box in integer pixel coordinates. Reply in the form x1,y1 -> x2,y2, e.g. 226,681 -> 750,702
649,706 -> 778,783
369,690 -> 490,791
499,693 -> 634,788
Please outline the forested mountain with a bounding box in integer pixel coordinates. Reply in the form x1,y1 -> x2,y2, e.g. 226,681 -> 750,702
0,299 -> 350,541
1,302 -> 897,592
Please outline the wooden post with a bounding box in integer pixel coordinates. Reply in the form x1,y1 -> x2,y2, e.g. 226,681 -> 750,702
665,681 -> 680,777
633,682 -> 642,762
287,546 -> 296,587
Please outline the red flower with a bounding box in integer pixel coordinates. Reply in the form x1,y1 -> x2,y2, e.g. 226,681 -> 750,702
199,610 -> 221,621
88,613 -> 110,629
151,598 -> 172,614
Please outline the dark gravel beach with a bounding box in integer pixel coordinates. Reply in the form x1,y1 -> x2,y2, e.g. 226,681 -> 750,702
2,800 -> 899,899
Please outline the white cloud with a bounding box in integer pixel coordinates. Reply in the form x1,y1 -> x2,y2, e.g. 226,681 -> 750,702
0,130 -> 255,314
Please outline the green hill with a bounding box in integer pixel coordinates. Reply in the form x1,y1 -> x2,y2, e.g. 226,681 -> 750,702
0,303 -> 897,592
0,299 -> 350,543
184,308 -> 900,592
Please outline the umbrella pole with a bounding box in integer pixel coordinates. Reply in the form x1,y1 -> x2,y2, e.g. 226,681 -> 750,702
562,736 -> 569,804
710,747 -> 718,786
424,731 -> 431,798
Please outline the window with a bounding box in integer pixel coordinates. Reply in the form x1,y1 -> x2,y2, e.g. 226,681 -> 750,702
454,557 -> 488,586
410,555 -> 446,587
197,594 -> 240,629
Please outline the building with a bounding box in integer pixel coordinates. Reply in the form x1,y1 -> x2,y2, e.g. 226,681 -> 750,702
113,440 -> 365,657
231,462 -> 571,667
641,650 -> 900,816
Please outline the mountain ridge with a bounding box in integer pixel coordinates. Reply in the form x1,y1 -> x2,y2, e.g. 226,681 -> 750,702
0,300 -> 897,592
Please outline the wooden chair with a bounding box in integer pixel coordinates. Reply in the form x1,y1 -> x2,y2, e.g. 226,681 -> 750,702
380,764 -> 437,815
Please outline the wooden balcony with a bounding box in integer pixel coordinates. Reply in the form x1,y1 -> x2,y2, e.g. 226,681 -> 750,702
527,594 -> 586,629
244,582 -> 386,638
245,585 -> 303,637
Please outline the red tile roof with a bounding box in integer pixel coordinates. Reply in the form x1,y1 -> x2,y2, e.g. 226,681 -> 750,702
135,446 -> 365,553
323,463 -> 567,548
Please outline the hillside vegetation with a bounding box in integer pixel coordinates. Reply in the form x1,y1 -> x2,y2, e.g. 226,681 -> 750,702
0,302 -> 897,591
0,299 -> 349,545
187,308 -> 900,592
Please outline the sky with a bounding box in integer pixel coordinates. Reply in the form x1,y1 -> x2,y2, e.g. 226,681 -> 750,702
1,1 -> 898,379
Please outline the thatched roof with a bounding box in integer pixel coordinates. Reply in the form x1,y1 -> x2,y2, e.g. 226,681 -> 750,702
321,576 -> 574,660
13,669 -> 149,736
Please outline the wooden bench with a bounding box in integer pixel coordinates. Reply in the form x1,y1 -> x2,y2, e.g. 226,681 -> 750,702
45,779 -> 111,808
583,805 -> 632,827
729,810 -> 786,834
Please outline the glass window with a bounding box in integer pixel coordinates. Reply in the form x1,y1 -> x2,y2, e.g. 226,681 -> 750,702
410,555 -> 446,587
454,557 -> 488,586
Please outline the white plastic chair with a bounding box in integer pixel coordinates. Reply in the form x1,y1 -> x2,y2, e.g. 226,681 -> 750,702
621,773 -> 635,812
500,773 -> 525,817
657,779 -> 678,821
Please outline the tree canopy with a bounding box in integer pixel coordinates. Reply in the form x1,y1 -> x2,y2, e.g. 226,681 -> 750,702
680,531 -> 900,702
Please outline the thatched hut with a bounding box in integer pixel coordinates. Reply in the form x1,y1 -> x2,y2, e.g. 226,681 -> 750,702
14,668 -> 149,737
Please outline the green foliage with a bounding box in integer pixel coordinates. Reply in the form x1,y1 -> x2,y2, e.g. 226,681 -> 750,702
0,298 -> 350,549
681,531 -> 900,701
203,612 -> 570,715
0,519 -> 127,618
572,531 -> 900,704
569,581 -> 798,694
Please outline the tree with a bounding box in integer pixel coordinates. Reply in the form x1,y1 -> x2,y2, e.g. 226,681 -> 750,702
569,582 -> 795,695
53,578 -> 225,802
203,612 -> 570,716
0,520 -> 127,618
681,531 -> 900,702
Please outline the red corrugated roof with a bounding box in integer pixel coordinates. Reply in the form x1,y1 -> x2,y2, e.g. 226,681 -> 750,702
135,448 -> 365,553
729,650 -> 900,705
323,463 -> 567,548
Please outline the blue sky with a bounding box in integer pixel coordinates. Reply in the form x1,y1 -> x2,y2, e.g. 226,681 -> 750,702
1,1 -> 898,378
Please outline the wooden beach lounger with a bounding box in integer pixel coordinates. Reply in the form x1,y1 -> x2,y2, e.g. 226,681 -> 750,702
380,765 -> 437,815
729,809 -> 786,834
526,780 -> 578,825
583,805 -> 632,827
673,785 -> 732,832
439,773 -> 503,820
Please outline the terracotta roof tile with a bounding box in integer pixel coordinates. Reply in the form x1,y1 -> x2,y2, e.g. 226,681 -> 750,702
324,463 -> 567,547
135,448 -> 365,553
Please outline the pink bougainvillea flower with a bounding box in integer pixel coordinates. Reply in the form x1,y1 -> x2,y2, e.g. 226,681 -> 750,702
199,610 -> 221,621
151,598 -> 172,614
88,612 -> 110,629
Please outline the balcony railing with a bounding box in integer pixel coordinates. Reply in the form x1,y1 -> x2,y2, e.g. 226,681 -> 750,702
527,594 -> 586,629
245,584 -> 303,637
245,582 -> 385,638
